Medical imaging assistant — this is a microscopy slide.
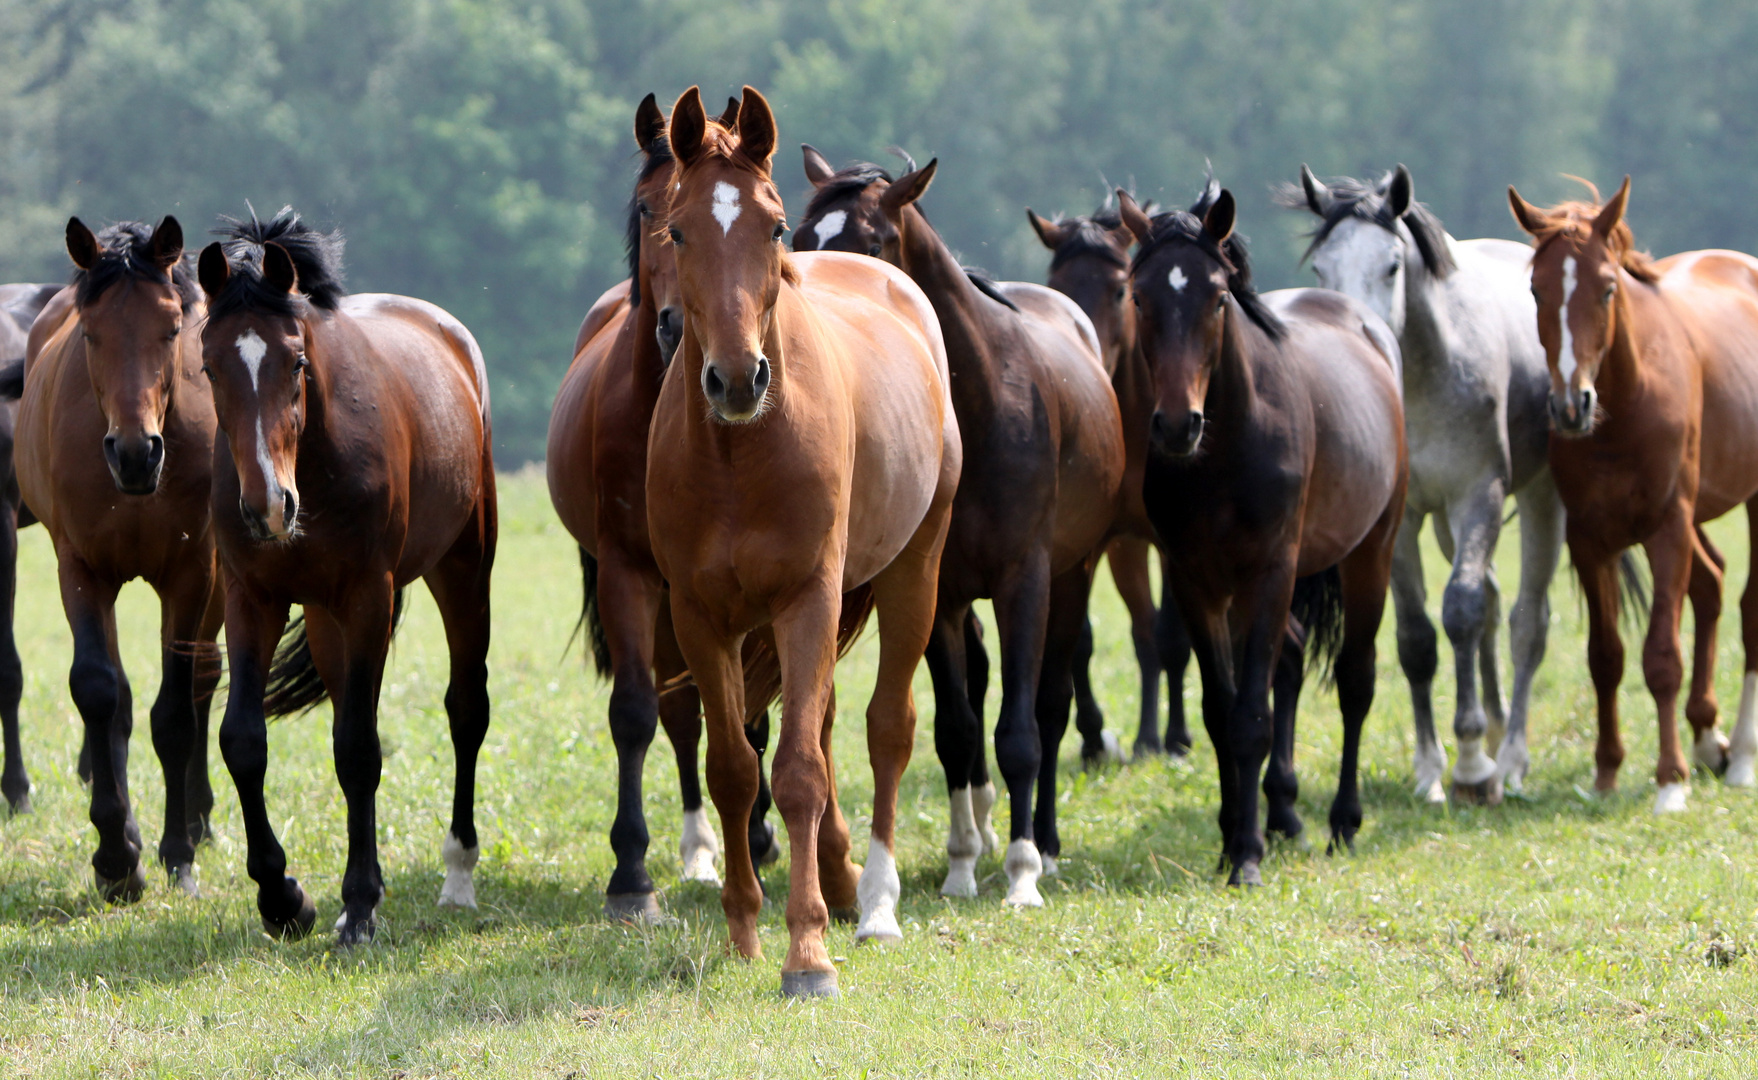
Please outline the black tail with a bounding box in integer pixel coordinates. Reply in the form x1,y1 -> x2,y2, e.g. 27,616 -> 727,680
572,546 -> 611,678
0,357 -> 23,400
1617,549 -> 1650,633
1289,566 -> 1344,685
263,588 -> 407,718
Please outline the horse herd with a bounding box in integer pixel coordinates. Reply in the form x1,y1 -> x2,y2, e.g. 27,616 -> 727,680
1,84 -> 1756,998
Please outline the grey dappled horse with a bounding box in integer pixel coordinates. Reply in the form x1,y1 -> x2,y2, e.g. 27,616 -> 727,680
1280,167 -> 1559,802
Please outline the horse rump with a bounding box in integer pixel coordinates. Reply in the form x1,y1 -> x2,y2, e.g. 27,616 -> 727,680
263,588 -> 408,717
1289,566 -> 1344,684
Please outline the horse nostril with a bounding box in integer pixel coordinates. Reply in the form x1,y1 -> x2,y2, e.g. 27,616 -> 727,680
282,489 -> 297,529
753,356 -> 771,395
703,364 -> 726,400
145,434 -> 164,467
1184,410 -> 1205,445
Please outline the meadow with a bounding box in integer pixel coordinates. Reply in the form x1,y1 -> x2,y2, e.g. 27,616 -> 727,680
0,467 -> 1753,1078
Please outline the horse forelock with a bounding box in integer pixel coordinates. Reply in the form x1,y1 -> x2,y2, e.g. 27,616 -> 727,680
1131,212 -> 1284,340
72,221 -> 201,314
209,207 -> 347,322
1275,172 -> 1458,278
1523,200 -> 1658,284
1048,215 -> 1130,272
802,162 -> 894,223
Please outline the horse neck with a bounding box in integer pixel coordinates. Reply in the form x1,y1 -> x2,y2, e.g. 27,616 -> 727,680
1396,243 -> 1452,374
896,205 -> 1003,414
627,275 -> 666,404
1595,275 -> 1651,408
1207,308 -> 1261,431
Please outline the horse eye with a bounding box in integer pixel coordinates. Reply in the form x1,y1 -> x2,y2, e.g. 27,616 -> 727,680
167,326 -> 181,340
1386,262 -> 1400,278
293,354 -> 308,373
867,244 -> 882,257
773,221 -> 787,241
1115,286 -> 1127,303
200,365 -> 215,382
1602,285 -> 1616,303
638,201 -> 651,218
669,227 -> 684,245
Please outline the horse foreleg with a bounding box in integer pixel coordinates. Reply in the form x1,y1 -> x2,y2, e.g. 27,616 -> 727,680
147,566 -> 215,896
671,595 -> 761,959
1155,559 -> 1195,755
1728,501 -> 1758,788
329,583 -> 397,944
1392,507 -> 1443,801
1174,591 -> 1236,874
1684,527 -> 1728,775
1333,503 -> 1398,855
1224,567 -> 1295,886
961,610 -> 998,853
216,583 -> 311,936
426,513 -> 496,914
1441,483 -> 1508,804
58,553 -> 141,901
1576,549 -> 1626,793
0,495 -> 27,815
1501,474 -> 1564,793
991,549 -> 1053,907
1034,565 -> 1096,875
595,551 -> 666,919
1641,508 -> 1696,812
926,602 -> 983,896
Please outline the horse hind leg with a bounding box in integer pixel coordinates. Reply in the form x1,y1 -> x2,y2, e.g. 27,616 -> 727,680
1264,619 -> 1305,841
1330,510 -> 1399,857
1389,507 -> 1445,803
1500,474 -> 1564,793
1156,560 -> 1196,756
1102,537 -> 1163,760
0,495 -> 28,815
1440,486 -> 1507,805
184,579 -> 225,846
990,549 -> 1055,907
1034,564 -> 1098,877
926,602 -> 983,897
962,609 -> 1000,853
815,685 -> 862,924
1684,527 -> 1729,776
147,566 -> 218,896
1727,501 -> 1758,788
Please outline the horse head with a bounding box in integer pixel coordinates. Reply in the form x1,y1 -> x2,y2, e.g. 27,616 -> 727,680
65,216 -> 195,495
665,84 -> 790,424
1509,175 -> 1642,437
1027,202 -> 1138,374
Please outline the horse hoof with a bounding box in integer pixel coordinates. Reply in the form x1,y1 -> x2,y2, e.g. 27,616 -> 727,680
1041,854 -> 1059,877
1728,753 -> 1756,789
680,808 -> 723,882
1083,730 -> 1123,771
940,855 -> 978,898
1003,839 -> 1045,908
855,909 -> 902,944
170,863 -> 200,899
829,905 -> 860,925
261,882 -> 318,939
1452,775 -> 1504,806
1694,732 -> 1731,777
1266,808 -> 1305,840
6,792 -> 30,817
1325,832 -> 1357,857
1132,737 -> 1163,761
605,891 -> 665,924
334,910 -> 377,946
438,831 -> 479,909
1654,781 -> 1690,815
780,969 -> 839,999
95,864 -> 147,905
1228,862 -> 1263,888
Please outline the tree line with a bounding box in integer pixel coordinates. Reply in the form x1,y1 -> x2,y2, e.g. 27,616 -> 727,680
1,0 -> 1752,461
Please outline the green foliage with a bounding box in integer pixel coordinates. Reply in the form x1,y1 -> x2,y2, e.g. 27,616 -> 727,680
1,0 -> 1754,458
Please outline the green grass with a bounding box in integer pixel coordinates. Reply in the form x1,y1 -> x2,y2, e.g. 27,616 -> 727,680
1,467 -> 1754,1078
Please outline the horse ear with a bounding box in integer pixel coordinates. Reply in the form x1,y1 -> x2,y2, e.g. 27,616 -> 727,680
1116,189 -> 1152,243
736,85 -> 776,170
801,144 -> 836,187
66,217 -> 100,270
1300,165 -> 1333,216
717,97 -> 740,129
262,242 -> 298,295
1507,186 -> 1546,237
197,242 -> 229,299
1386,165 -> 1413,219
149,215 -> 183,270
667,86 -> 707,166
634,92 -> 664,152
1203,190 -> 1236,244
880,158 -> 937,216
1026,209 -> 1069,251
1593,175 -> 1631,237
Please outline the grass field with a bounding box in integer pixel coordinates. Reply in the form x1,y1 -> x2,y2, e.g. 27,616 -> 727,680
0,466 -> 1754,1078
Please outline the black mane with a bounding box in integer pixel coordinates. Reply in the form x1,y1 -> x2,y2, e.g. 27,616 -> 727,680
624,133 -> 674,309
71,221 -> 200,313
1274,170 -> 1457,278
801,162 -> 893,222
208,207 -> 346,322
1131,210 -> 1285,340
1047,193 -> 1159,271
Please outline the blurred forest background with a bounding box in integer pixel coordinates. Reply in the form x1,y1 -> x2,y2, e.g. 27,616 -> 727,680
0,0 -> 1752,461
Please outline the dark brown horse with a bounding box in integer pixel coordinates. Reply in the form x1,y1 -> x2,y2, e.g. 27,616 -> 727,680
795,151 -> 1125,906
1119,185 -> 1406,885
549,94 -> 793,921
1025,200 -> 1195,759
197,209 -> 496,941
1509,178 -> 1758,805
16,219 -> 222,898
0,282 -> 63,813
648,86 -> 959,997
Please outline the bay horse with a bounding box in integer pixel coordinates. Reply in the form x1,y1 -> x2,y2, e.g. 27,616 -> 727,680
795,150 -> 1125,907
1025,198 -> 1196,759
15,219 -> 223,898
648,86 -> 958,997
549,93 -> 793,921
1119,185 -> 1407,885
1280,165 -> 1562,803
196,208 -> 497,941
1508,177 -> 1758,805
0,282 -> 63,813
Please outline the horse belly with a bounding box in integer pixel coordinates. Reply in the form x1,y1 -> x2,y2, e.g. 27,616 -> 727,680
843,386 -> 942,589
1300,359 -> 1403,572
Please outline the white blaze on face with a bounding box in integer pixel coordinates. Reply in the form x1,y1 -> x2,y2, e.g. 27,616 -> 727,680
1558,256 -> 1578,383
1167,264 -> 1189,292
711,181 -> 742,235
236,330 -> 278,497
812,209 -> 848,248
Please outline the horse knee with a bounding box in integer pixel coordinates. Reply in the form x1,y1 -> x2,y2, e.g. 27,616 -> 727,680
1396,613 -> 1438,685
69,654 -> 120,727
1440,578 -> 1488,646
1641,640 -> 1684,700
769,750 -> 827,821
606,679 -> 658,750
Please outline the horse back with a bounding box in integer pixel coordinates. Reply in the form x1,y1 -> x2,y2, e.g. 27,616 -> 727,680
1268,288 -> 1406,572
1655,250 -> 1758,517
547,297 -> 632,556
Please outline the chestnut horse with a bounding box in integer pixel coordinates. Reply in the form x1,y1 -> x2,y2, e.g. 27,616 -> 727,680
0,282 -> 64,813
16,219 -> 222,898
1509,177 -> 1758,805
648,86 -> 958,997
197,209 -> 497,941
550,94 -> 798,920
795,152 -> 1125,907
1119,186 -> 1406,885
1025,199 -> 1195,759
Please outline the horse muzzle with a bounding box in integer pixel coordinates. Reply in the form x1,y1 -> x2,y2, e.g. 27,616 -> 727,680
1549,386 -> 1597,437
702,355 -> 771,423
239,489 -> 299,543
1150,408 -> 1205,459
103,432 -> 165,495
